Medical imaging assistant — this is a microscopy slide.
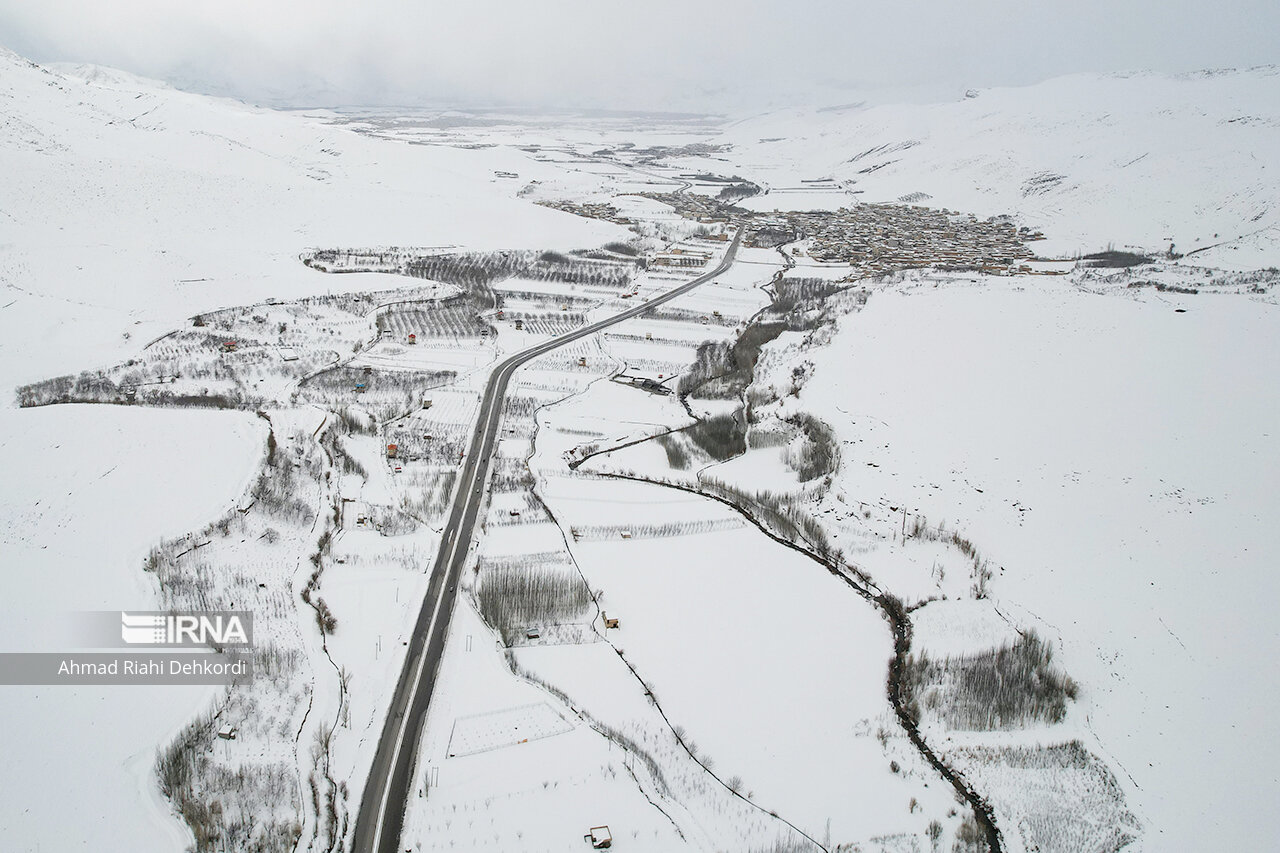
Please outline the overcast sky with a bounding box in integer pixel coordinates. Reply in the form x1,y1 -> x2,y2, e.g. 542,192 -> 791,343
1,0 -> 1277,111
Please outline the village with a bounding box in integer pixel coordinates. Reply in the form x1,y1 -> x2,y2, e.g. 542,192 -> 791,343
534,198 -> 635,227
541,190 -> 1043,277
647,191 -> 1043,274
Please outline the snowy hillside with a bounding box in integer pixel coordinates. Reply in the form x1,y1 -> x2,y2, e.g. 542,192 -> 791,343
719,68 -> 1280,267
0,46 -> 623,392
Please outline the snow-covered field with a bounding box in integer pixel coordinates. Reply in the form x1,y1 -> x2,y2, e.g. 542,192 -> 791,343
402,343 -> 975,851
791,275 -> 1280,850
401,599 -> 697,852
0,404 -> 264,851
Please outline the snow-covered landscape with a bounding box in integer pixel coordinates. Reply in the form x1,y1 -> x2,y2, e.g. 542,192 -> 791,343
0,14 -> 1277,853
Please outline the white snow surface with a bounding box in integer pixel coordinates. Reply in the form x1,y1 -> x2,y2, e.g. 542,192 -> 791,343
0,405 -> 264,852
3,42 -> 1279,853
797,276 -> 1280,850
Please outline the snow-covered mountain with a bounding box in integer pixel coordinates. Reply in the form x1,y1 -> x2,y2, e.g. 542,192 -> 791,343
720,68 -> 1280,267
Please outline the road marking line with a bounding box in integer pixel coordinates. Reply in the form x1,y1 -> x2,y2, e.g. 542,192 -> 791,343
369,392 -> 498,853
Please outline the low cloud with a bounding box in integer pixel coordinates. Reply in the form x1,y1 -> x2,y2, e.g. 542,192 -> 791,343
1,0 -> 1277,110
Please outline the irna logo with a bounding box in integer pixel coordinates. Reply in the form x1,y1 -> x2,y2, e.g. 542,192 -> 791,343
120,611 -> 252,647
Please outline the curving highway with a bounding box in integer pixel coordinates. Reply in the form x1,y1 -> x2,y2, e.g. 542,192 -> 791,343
353,226 -> 743,853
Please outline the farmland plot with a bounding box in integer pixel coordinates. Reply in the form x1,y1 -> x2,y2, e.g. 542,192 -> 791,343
378,300 -> 493,340
522,406 -> 973,849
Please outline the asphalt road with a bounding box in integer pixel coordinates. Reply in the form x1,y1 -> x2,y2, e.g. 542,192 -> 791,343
352,226 -> 743,853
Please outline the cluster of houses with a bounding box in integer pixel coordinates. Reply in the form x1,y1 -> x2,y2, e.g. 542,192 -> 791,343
762,203 -> 1039,274
534,199 -> 634,225
537,184 -> 1045,276
634,191 -> 1040,276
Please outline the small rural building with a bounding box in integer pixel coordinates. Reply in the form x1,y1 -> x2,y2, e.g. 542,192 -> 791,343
216,724 -> 236,740
603,613 -> 620,630
514,319 -> 524,330
407,333 -> 417,345
355,382 -> 367,392
578,356 -> 587,367
635,378 -> 669,395
525,627 -> 540,640
222,340 -> 238,352
586,826 -> 612,848
386,444 -> 398,459
278,347 -> 300,362
654,254 -> 702,268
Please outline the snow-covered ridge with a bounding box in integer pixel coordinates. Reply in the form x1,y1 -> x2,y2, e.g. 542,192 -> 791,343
721,67 -> 1280,268
46,61 -> 177,92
